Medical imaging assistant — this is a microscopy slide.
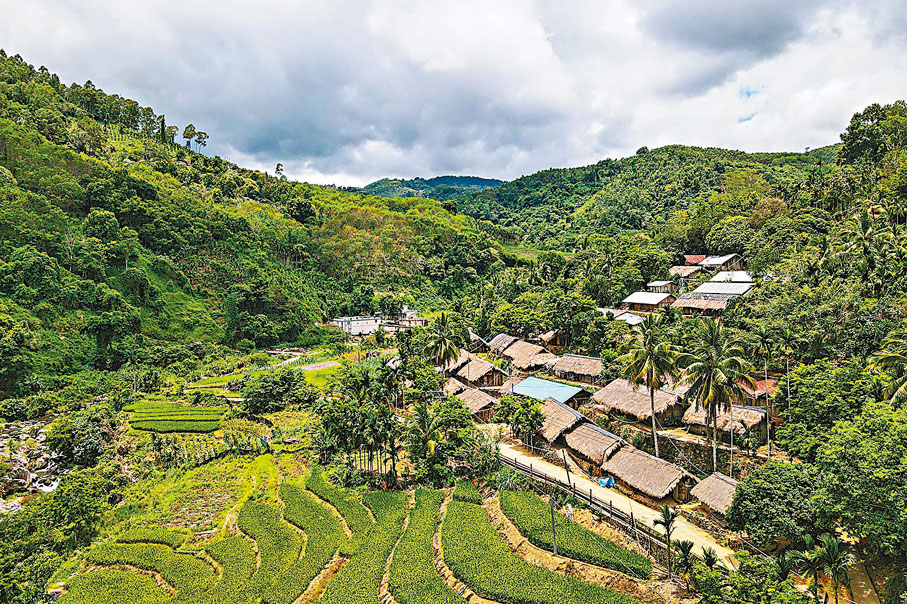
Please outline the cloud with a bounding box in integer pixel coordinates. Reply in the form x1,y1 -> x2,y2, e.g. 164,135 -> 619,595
1,0 -> 906,185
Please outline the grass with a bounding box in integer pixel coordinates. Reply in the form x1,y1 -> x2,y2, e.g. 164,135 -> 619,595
441,500 -> 639,604
499,490 -> 652,578
125,400 -> 227,434
200,537 -> 257,604
452,479 -> 482,504
389,489 -> 465,604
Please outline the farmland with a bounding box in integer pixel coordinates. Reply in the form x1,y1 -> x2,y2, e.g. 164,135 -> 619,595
125,400 -> 228,434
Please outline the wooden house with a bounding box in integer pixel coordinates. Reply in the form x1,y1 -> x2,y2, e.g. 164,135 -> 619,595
538,398 -> 585,445
620,292 -> 676,312
550,354 -> 605,385
488,333 -> 519,356
601,446 -> 693,502
690,472 -> 739,518
646,280 -> 677,294
503,340 -> 557,371
682,404 -> 767,443
590,379 -> 682,423
564,422 -> 624,474
538,330 -> 566,352
455,387 -> 498,423
699,253 -> 745,271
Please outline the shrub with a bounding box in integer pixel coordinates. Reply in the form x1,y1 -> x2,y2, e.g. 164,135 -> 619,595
452,479 -> 482,504
441,500 -> 639,604
499,490 -> 651,578
389,489 -> 464,604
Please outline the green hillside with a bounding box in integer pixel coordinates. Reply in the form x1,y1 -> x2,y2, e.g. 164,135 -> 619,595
359,175 -> 504,202
461,144 -> 839,247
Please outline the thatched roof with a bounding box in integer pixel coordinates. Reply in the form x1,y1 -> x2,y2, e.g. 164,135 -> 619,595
443,377 -> 466,396
691,472 -> 738,515
468,328 -> 489,346
539,329 -> 558,343
503,339 -> 545,361
489,333 -> 519,355
551,354 -> 605,379
512,350 -> 557,371
442,349 -> 472,372
498,375 -> 524,395
456,356 -> 504,382
671,293 -> 733,312
564,422 -> 624,465
539,398 -> 585,443
601,447 -> 691,499
682,405 -> 765,434
591,379 -> 679,420
455,387 -> 497,416
669,265 -> 703,278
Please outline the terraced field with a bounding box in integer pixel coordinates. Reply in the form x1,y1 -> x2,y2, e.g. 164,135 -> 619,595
125,400 -> 227,433
58,470 -> 645,604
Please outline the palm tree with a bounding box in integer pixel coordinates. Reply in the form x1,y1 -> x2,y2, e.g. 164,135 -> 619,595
617,313 -> 677,458
701,546 -> 719,570
407,399 -> 441,465
778,327 -> 799,405
654,504 -> 678,578
796,536 -> 823,604
870,335 -> 907,405
679,320 -> 755,472
427,313 -> 462,375
675,540 -> 695,588
774,550 -> 794,582
754,324 -> 775,456
817,533 -> 854,604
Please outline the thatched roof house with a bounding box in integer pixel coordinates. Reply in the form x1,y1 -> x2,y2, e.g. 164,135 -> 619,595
455,355 -> 506,387
468,328 -> 489,352
539,397 -> 585,444
671,293 -> 735,314
682,404 -> 765,435
502,340 -> 553,370
489,333 -> 519,355
551,354 -> 605,384
691,472 -> 738,516
498,375 -> 524,395
455,387 -> 497,421
442,349 -> 472,373
564,422 -> 624,466
443,377 -> 466,396
601,446 -> 692,500
591,379 -> 680,421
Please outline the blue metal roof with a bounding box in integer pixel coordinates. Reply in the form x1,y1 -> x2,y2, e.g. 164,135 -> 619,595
513,376 -> 583,404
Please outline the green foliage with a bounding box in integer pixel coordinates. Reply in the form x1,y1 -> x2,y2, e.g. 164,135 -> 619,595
389,489 -> 464,604
241,368 -> 317,415
360,175 -> 503,202
452,479 -> 483,504
726,461 -> 823,547
305,465 -> 374,554
499,490 -> 652,578
86,542 -> 215,601
692,551 -> 810,604
58,569 -> 171,604
46,403 -> 118,466
441,500 -> 638,604
126,400 -> 226,434
317,490 -> 407,604
201,536 -> 256,604
115,526 -> 187,549
236,500 -> 302,597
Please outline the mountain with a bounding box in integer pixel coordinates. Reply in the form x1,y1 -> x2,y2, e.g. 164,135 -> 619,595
460,144 -> 838,247
359,175 -> 504,202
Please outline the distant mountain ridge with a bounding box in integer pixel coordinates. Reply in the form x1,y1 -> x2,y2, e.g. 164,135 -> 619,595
360,175 -> 504,201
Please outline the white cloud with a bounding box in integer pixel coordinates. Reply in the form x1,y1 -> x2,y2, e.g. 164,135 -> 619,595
1,0 -> 906,185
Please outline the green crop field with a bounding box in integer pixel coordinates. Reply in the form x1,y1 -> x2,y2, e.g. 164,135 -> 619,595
500,490 -> 652,578
125,400 -> 227,433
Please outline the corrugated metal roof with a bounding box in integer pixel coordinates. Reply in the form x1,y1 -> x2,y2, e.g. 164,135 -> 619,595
699,253 -> 741,267
647,280 -> 673,287
615,312 -> 645,326
693,281 -> 753,296
621,291 -> 674,305
710,271 -> 753,283
513,376 -> 583,404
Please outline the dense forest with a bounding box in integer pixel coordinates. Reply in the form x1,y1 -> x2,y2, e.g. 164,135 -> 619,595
359,175 -> 504,203
1,47 -> 907,604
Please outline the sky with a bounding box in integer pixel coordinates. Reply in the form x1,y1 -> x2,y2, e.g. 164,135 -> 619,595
2,0 -> 907,186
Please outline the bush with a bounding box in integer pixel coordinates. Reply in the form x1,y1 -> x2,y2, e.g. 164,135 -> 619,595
389,489 -> 463,604
441,500 -> 639,604
499,490 -> 652,578
452,479 -> 482,504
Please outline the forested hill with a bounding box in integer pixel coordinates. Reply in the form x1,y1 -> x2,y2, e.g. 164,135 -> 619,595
359,175 -> 504,202
460,144 -> 838,247
0,50 -> 509,380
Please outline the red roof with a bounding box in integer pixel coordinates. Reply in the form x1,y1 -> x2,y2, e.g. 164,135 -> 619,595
684,254 -> 707,265
739,378 -> 778,398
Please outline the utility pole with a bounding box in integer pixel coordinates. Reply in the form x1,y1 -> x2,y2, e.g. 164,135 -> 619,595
549,483 -> 558,556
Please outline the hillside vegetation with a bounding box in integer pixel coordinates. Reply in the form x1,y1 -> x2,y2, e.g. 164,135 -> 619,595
359,175 -> 504,203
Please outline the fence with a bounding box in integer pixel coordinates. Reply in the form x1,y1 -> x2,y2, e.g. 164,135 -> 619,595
499,455 -> 672,565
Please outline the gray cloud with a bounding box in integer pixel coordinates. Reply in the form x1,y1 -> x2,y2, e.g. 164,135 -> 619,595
1,0 -> 906,185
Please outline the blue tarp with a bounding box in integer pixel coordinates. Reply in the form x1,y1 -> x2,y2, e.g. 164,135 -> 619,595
512,376 -> 583,404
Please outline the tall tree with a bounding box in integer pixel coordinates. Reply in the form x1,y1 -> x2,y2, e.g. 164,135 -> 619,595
617,313 -> 677,457
754,324 -> 775,456
653,504 -> 678,579
778,327 -> 799,404
817,533 -> 854,604
679,320 -> 755,472
870,335 -> 907,405
426,313 -> 462,376
182,123 -> 196,149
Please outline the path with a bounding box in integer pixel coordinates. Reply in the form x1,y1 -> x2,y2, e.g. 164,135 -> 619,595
847,560 -> 881,604
497,442 -> 737,568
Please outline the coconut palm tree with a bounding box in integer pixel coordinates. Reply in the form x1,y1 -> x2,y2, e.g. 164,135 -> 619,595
754,324 -> 775,456
407,399 -> 441,466
870,335 -> 907,405
678,320 -> 755,472
817,533 -> 854,604
617,313 -> 677,458
427,313 -> 462,375
654,504 -> 678,578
